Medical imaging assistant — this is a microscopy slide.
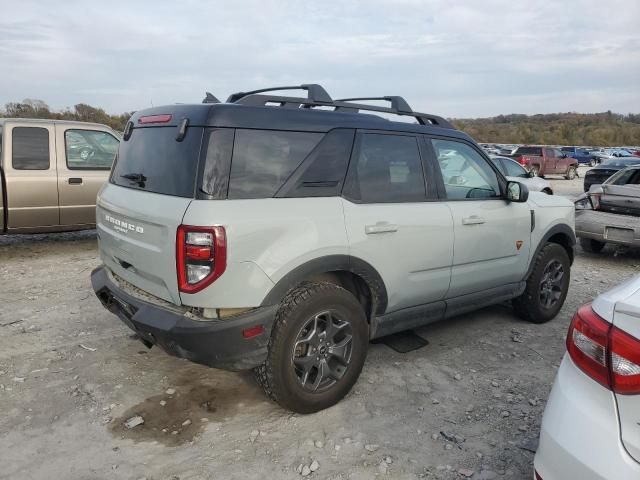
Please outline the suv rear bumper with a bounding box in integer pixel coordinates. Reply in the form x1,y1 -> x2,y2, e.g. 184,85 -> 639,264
91,266 -> 277,371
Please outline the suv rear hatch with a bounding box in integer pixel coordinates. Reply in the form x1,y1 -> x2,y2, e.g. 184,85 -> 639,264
97,108 -> 209,305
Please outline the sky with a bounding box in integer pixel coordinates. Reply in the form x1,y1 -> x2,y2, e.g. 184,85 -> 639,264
1,0 -> 639,118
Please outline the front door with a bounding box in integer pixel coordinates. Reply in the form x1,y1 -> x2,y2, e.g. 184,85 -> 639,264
56,125 -> 119,226
428,138 -> 532,298
4,123 -> 59,229
342,131 -> 453,313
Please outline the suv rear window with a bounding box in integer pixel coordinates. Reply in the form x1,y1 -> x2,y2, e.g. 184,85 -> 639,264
516,147 -> 542,155
111,126 -> 203,197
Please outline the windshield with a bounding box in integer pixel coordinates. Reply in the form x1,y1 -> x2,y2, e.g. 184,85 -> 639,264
601,158 -> 640,168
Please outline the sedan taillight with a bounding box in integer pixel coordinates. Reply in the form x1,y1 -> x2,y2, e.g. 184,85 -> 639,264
176,225 -> 226,294
567,304 -> 640,395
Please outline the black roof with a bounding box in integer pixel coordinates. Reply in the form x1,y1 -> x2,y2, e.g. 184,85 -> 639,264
128,83 -> 471,142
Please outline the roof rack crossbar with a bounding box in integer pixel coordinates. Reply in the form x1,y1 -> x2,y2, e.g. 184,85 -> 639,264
334,96 -> 413,114
230,92 -> 454,129
227,84 -> 332,104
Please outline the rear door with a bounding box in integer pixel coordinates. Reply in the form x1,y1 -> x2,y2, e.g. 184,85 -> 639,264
97,123 -> 204,305
429,137 -> 531,298
56,125 -> 119,226
543,148 -> 558,173
342,131 -> 453,313
3,123 -> 59,229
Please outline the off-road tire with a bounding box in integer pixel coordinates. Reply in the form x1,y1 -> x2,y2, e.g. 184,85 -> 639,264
254,282 -> 368,413
565,166 -> 577,180
513,243 -> 571,324
580,237 -> 606,253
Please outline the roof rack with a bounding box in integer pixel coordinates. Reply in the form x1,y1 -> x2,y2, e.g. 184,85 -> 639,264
226,84 -> 333,104
226,83 -> 454,129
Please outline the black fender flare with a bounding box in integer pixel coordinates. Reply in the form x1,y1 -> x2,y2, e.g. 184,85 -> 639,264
525,224 -> 576,279
260,255 -> 388,315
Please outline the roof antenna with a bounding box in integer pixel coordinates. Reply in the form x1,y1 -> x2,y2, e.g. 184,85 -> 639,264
203,92 -> 220,104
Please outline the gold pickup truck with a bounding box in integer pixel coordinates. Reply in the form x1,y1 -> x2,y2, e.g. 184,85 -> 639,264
0,118 -> 119,234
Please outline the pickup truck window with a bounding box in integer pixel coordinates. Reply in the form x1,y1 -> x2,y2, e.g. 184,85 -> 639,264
65,129 -> 119,170
12,127 -> 50,170
516,147 -> 542,156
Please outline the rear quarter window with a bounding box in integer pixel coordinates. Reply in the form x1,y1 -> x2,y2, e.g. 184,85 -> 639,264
12,127 -> 50,170
227,130 -> 323,199
516,147 -> 542,156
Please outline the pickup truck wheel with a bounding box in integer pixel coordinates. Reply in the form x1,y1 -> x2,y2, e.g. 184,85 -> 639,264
565,166 -> 577,180
580,237 -> 606,253
254,282 -> 368,413
589,159 -> 596,167
513,243 -> 570,324
529,166 -> 539,177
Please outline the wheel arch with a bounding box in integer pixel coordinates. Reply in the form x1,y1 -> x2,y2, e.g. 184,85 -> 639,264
526,224 -> 576,279
260,255 -> 388,320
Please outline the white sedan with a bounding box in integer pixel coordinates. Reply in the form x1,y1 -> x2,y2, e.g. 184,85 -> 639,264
534,274 -> 640,479
489,156 -> 554,194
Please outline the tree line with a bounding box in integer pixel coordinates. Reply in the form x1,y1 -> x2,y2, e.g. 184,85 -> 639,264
2,99 -> 640,146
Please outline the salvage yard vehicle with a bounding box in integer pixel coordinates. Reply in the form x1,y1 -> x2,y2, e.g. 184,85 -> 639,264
489,155 -> 554,194
0,118 -> 119,233
508,145 -> 578,179
575,165 -> 640,252
534,274 -> 640,480
560,146 -> 597,167
583,156 -> 640,192
91,84 -> 576,413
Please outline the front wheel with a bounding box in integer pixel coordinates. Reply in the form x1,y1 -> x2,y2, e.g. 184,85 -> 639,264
565,166 -> 577,180
589,159 -> 596,167
254,282 -> 368,413
513,243 -> 571,324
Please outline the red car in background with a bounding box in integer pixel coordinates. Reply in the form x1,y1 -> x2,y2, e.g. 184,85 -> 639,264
508,146 -> 579,179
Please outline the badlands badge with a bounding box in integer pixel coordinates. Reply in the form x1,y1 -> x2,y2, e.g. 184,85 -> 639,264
516,240 -> 524,250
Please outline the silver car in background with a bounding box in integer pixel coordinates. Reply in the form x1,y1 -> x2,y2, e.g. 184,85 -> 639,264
490,156 -> 554,194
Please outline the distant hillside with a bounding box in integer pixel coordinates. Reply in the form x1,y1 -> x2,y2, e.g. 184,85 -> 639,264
452,112 -> 640,146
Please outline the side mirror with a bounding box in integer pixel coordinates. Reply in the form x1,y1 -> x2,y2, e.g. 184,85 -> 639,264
506,181 -> 529,203
560,153 -> 567,158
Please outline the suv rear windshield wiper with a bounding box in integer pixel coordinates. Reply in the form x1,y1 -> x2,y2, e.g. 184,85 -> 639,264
120,172 -> 147,187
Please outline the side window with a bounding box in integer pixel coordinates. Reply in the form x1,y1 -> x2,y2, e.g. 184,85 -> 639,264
553,148 -> 564,158
544,148 -> 554,158
344,133 -> 426,203
431,139 -> 501,200
228,130 -> 322,199
12,127 -> 50,170
502,159 -> 528,178
282,129 -> 355,198
201,128 -> 234,198
65,129 -> 119,169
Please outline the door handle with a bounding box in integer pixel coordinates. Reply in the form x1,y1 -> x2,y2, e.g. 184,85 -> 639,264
68,177 -> 83,185
365,223 -> 398,234
462,215 -> 485,225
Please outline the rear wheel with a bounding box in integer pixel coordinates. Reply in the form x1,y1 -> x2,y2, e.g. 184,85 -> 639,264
513,243 -> 570,324
530,166 -> 540,177
565,166 -> 577,180
580,237 -> 606,253
254,282 -> 368,413
589,158 -> 596,167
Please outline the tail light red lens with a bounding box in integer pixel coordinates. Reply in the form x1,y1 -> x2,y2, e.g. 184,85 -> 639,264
176,225 -> 226,294
567,304 -> 640,395
518,156 -> 527,165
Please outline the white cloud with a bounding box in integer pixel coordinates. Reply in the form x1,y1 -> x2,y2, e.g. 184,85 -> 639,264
0,0 -> 638,117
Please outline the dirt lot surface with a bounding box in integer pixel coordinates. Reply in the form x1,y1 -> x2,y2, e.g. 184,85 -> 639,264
1,168 -> 639,480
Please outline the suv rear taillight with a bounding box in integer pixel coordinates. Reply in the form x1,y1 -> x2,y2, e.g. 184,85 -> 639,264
518,156 -> 528,165
176,225 -> 226,294
567,304 -> 640,394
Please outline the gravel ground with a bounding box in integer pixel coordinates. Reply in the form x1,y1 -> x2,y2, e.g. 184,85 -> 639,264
1,168 -> 638,480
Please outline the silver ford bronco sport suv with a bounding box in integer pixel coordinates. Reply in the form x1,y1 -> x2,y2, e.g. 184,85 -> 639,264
91,84 -> 575,413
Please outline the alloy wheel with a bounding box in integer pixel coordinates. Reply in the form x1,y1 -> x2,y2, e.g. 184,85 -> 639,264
539,260 -> 565,309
